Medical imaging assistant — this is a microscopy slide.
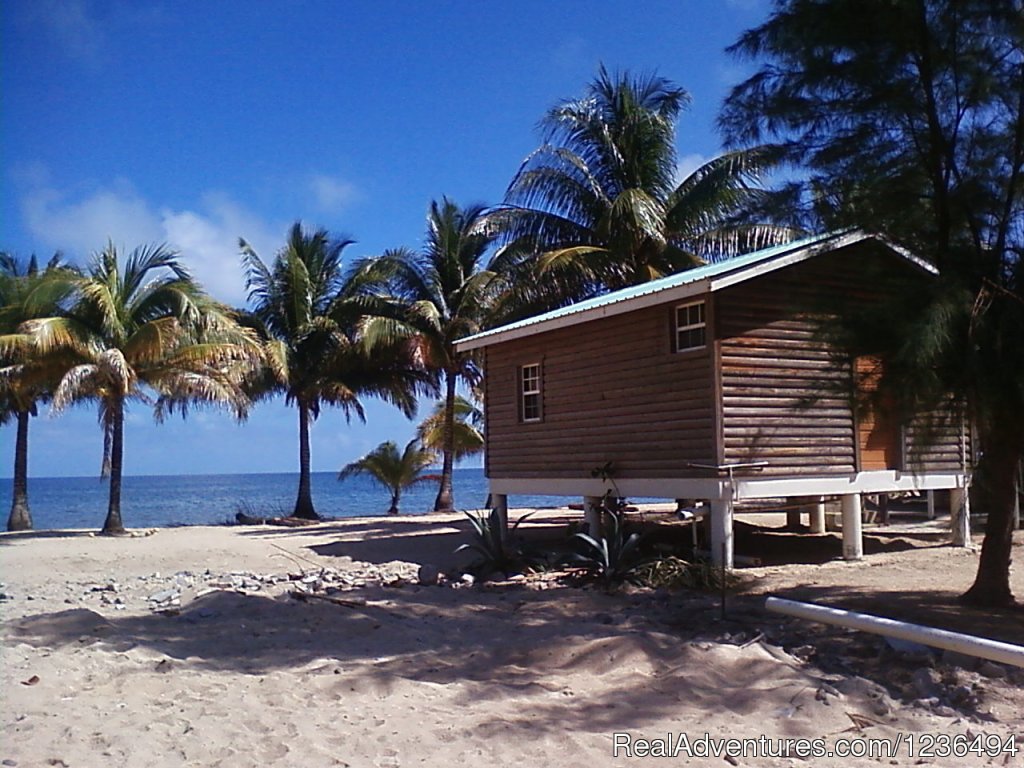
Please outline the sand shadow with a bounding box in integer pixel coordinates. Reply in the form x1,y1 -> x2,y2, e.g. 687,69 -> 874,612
0,529 -> 100,543
235,515 -> 580,570
762,583 -> 1024,646
4,584 -> 754,731
8,574 -> 1023,736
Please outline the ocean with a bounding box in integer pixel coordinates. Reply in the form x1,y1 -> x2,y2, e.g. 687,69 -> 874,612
0,468 -> 578,530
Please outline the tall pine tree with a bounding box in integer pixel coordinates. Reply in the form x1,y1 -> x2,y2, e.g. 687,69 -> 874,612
721,0 -> 1024,606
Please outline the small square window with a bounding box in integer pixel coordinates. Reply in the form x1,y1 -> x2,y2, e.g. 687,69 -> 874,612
520,363 -> 542,422
674,301 -> 706,352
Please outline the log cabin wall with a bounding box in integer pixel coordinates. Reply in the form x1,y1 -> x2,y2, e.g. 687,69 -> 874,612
484,303 -> 718,480
715,256 -> 858,476
483,240 -> 968,484
715,242 -> 967,476
904,407 -> 972,473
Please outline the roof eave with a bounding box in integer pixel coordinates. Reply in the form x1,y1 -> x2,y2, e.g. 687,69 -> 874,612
455,230 -> 937,352
457,276 -> 713,351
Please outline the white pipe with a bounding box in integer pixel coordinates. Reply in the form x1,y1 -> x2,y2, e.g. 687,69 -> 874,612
766,597 -> 1024,669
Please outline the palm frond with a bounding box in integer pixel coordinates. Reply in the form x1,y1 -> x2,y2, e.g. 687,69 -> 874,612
52,363 -> 101,413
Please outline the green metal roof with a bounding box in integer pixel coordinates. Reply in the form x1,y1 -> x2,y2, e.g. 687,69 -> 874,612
457,229 -> 933,350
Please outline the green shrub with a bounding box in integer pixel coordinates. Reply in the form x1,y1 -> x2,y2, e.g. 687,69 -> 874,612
632,555 -> 742,591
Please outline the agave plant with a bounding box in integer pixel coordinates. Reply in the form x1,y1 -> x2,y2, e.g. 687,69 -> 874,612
454,507 -> 534,580
563,504 -> 651,591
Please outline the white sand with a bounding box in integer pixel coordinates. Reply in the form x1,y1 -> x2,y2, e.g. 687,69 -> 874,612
2,514 -> 1022,767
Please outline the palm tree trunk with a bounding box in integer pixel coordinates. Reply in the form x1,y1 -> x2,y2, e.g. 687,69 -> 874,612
961,418 -> 1023,607
389,491 -> 400,516
433,371 -> 457,511
101,401 -> 127,535
7,410 -> 33,532
293,400 -> 319,520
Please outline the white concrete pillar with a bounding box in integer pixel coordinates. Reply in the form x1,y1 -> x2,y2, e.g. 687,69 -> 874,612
926,490 -> 936,520
492,494 -> 508,541
841,494 -> 863,561
950,487 -> 971,547
710,498 -> 734,570
583,496 -> 603,537
809,497 -> 826,534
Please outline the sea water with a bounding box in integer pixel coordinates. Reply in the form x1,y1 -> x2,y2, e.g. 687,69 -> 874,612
0,468 -> 577,530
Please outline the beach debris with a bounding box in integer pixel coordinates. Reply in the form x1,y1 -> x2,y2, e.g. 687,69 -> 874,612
910,667 -> 943,699
842,711 -> 884,732
265,516 -> 319,527
290,591 -> 368,609
148,589 -> 180,604
20,675 -> 39,686
836,676 -> 893,716
815,682 -> 841,703
234,510 -> 266,525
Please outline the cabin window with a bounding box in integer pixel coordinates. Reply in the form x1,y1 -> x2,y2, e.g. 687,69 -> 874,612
520,363 -> 542,422
674,301 -> 706,351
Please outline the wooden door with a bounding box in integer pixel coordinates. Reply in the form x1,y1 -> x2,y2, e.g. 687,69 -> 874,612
855,356 -> 901,471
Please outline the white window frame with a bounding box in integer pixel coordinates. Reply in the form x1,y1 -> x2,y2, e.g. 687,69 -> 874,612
674,300 -> 707,352
520,363 -> 542,423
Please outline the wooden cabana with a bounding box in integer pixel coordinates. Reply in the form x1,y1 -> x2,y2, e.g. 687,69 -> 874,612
456,230 -> 972,567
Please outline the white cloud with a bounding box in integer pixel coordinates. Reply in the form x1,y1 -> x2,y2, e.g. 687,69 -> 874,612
675,153 -> 713,186
309,174 -> 358,213
162,192 -> 280,306
27,0 -> 106,68
22,179 -> 163,252
19,179 -> 282,306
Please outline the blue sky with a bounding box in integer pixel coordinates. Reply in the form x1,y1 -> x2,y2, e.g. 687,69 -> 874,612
1,0 -> 770,478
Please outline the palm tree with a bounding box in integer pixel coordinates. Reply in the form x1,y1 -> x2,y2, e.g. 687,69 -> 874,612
417,394 -> 483,463
21,243 -> 256,535
241,221 -> 428,521
338,439 -> 438,515
0,253 -> 78,531
492,65 -> 796,312
351,199 -> 499,511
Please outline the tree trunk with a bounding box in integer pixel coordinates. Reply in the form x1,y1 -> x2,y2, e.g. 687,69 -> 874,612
433,371 -> 457,511
101,401 -> 127,535
6,410 -> 33,532
388,491 -> 400,516
961,419 -> 1023,607
293,401 -> 319,520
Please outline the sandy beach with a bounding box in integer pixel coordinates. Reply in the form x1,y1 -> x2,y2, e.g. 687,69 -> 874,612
2,511 -> 1022,767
